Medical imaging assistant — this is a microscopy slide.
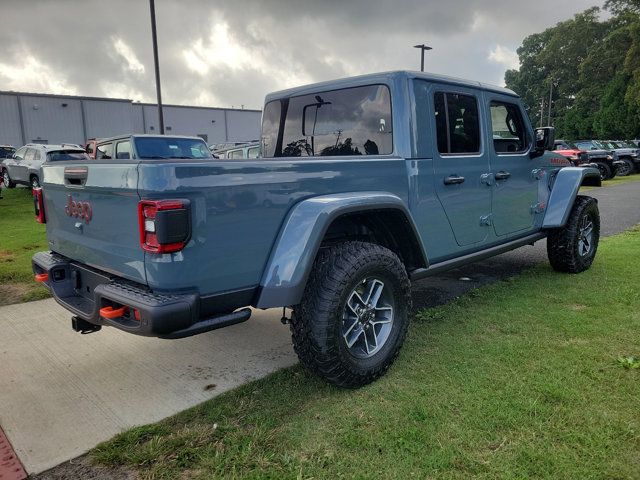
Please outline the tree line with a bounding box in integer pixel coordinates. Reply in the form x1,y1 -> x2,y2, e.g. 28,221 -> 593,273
505,0 -> 640,140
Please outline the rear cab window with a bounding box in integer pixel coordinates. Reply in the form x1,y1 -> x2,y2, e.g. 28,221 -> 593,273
261,84 -> 393,157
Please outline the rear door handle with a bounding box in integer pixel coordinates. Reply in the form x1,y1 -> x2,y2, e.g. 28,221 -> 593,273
495,171 -> 511,180
443,175 -> 465,185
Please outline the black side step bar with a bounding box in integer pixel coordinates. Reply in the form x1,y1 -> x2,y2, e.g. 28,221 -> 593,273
410,232 -> 546,281
159,308 -> 252,339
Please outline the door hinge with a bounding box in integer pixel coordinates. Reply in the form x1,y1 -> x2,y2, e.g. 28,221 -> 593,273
480,173 -> 494,186
530,201 -> 546,214
531,168 -> 546,180
480,214 -> 493,226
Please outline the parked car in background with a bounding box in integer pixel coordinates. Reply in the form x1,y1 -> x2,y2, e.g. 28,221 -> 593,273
2,144 -> 88,188
600,140 -> 639,176
213,142 -> 260,159
553,140 -> 589,165
571,140 -> 624,180
86,134 -> 212,161
0,145 -> 16,159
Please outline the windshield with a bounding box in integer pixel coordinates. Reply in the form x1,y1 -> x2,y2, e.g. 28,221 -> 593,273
575,141 -> 597,150
47,150 -> 89,161
0,147 -> 15,158
135,137 -> 212,159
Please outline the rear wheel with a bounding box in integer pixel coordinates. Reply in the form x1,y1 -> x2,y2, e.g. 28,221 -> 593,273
2,169 -> 15,188
547,195 -> 600,273
290,241 -> 411,388
616,158 -> 634,177
30,175 -> 40,189
594,162 -> 612,181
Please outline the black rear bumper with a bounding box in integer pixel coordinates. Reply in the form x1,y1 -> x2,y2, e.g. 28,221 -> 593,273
32,251 -> 250,338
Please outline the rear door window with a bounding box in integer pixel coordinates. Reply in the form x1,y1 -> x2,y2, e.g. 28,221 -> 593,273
115,141 -> 132,159
247,146 -> 259,158
227,149 -> 244,159
96,143 -> 113,159
434,92 -> 481,155
262,84 -> 393,157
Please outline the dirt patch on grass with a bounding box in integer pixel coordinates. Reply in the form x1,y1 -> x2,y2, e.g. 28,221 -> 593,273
0,283 -> 32,305
31,454 -> 134,480
0,282 -> 50,306
0,250 -> 15,263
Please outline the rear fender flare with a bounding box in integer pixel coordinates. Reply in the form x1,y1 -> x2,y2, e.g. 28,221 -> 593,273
543,167 -> 601,228
255,192 -> 427,308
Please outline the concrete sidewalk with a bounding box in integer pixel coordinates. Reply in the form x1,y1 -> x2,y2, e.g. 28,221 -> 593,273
0,301 -> 295,474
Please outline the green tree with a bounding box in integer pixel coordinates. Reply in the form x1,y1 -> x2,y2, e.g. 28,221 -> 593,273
505,5 -> 640,139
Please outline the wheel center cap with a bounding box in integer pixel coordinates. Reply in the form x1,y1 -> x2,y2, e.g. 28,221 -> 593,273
360,307 -> 375,323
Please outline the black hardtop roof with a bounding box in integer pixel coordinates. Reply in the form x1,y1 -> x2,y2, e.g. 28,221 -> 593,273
265,70 -> 518,102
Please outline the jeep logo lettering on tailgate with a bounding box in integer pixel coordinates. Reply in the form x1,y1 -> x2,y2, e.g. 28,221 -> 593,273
65,195 -> 92,223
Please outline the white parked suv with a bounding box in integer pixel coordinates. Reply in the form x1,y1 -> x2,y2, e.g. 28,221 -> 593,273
1,143 -> 88,189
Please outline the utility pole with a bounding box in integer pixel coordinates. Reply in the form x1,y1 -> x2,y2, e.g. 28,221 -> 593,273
547,77 -> 554,127
413,44 -> 433,72
149,0 -> 164,134
539,98 -> 545,128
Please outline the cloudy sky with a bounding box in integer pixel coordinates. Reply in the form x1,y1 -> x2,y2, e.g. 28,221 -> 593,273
0,0 -> 598,110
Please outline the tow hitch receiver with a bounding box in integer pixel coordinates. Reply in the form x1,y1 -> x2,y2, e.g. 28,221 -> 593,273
72,316 -> 102,334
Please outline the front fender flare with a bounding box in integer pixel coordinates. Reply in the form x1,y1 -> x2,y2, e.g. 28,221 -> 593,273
542,167 -> 600,229
255,192 -> 426,308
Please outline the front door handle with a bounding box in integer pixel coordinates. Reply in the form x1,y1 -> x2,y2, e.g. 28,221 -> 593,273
495,171 -> 511,181
443,175 -> 465,185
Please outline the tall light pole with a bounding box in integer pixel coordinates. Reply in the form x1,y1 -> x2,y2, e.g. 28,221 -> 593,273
547,77 -> 554,127
149,0 -> 164,134
413,44 -> 432,72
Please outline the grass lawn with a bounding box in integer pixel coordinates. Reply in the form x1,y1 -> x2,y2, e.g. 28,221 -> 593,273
593,174 -> 640,188
0,187 -> 49,305
92,226 -> 640,479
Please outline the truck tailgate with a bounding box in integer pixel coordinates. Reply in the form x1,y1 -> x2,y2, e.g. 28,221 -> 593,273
41,162 -> 146,284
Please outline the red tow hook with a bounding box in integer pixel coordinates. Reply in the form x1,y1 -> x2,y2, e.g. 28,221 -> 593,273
99,305 -> 129,319
34,273 -> 49,283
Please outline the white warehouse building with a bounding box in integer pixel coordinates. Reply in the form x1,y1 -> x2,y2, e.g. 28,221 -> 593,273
0,90 -> 262,147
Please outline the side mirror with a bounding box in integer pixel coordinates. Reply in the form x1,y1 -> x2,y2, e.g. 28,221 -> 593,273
531,127 -> 555,158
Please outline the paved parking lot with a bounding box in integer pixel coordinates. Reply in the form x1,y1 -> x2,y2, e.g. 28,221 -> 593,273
1,179 -> 639,475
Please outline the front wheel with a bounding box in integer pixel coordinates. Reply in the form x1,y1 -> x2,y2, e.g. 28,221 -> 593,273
616,158 -> 634,177
2,169 -> 16,188
290,241 -> 411,388
547,195 -> 600,273
594,162 -> 612,181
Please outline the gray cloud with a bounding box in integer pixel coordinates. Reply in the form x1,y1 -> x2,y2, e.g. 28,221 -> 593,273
0,0 -> 599,109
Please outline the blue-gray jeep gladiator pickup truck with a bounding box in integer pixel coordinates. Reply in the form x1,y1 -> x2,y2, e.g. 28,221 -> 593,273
32,71 -> 601,387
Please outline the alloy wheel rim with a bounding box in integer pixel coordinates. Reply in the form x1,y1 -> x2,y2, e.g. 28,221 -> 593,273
577,213 -> 594,257
3,171 -> 8,184
342,277 -> 394,359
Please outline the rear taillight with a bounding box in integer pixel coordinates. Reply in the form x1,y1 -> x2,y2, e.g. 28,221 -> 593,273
138,199 -> 191,253
33,187 -> 46,223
